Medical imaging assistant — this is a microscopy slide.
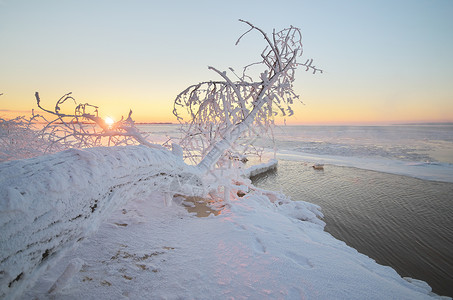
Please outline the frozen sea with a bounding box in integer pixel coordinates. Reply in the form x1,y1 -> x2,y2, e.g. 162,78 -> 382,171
140,123 -> 453,182
260,124 -> 453,183
142,123 -> 453,297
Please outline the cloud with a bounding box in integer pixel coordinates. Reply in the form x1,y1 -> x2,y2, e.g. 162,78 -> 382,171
0,109 -> 32,113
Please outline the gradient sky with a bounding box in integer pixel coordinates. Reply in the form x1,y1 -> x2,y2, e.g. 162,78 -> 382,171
1,0 -> 452,124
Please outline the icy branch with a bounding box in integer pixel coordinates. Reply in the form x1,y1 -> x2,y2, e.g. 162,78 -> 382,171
34,92 -> 163,153
174,20 -> 322,173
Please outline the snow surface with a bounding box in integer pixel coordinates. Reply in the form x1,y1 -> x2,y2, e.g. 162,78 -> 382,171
242,159 -> 278,178
0,146 -> 448,299
0,146 -> 200,299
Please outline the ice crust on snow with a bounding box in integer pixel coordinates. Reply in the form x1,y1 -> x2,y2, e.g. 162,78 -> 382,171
0,146 -> 446,299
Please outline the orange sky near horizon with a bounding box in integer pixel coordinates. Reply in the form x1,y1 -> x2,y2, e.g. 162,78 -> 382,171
1,88 -> 452,126
1,1 -> 452,126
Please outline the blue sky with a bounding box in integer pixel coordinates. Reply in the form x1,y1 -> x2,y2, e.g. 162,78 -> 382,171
1,0 -> 452,124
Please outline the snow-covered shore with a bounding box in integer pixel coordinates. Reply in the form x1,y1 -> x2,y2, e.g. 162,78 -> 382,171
0,146 -> 200,299
0,146 -> 447,299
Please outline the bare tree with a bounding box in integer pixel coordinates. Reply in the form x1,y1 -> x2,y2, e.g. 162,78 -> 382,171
1,92 -> 165,162
174,20 -> 321,174
33,92 -> 164,153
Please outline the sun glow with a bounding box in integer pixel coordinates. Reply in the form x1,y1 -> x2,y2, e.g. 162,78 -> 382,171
105,117 -> 115,127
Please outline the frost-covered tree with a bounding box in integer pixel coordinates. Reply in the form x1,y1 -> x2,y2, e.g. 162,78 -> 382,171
34,92 -> 163,152
1,92 -> 165,162
174,20 -> 321,174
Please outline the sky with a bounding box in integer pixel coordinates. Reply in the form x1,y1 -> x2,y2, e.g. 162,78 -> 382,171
1,0 -> 452,125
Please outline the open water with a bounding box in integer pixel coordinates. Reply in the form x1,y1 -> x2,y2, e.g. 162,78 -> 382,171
249,124 -> 453,297
252,162 -> 453,297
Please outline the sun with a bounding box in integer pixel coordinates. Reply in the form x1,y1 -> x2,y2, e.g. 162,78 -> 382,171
105,116 -> 115,127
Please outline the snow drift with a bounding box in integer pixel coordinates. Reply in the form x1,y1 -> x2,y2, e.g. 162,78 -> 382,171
0,146 -> 200,299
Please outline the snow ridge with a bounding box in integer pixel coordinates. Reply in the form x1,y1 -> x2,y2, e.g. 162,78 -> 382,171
0,146 -> 199,299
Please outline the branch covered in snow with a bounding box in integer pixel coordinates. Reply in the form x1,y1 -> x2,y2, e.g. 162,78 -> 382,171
34,92 -> 163,153
173,20 -> 321,172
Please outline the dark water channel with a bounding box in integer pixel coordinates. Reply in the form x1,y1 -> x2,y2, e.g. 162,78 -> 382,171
251,160 -> 453,297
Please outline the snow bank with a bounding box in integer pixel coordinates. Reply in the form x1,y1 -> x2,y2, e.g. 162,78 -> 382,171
19,182 -> 443,299
242,159 -> 278,178
0,146 -> 201,300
